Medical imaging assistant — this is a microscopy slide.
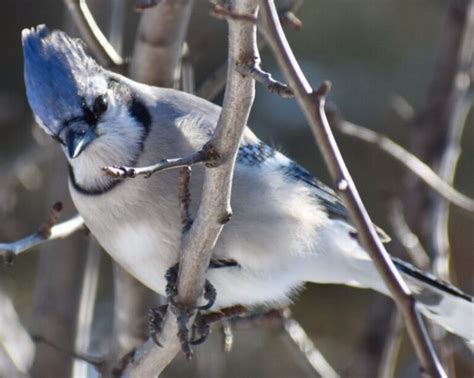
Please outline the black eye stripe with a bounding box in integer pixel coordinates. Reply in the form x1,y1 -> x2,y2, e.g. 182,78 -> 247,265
79,94 -> 108,125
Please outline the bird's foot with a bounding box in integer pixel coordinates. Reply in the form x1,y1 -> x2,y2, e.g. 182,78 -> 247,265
161,263 -> 218,359
148,305 -> 167,347
165,264 -> 217,310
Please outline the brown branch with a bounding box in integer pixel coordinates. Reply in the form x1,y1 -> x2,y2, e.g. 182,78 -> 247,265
260,1 -> 445,376
331,117 -> 474,217
120,1 -> 259,375
63,0 -> 123,68
0,205 -> 84,265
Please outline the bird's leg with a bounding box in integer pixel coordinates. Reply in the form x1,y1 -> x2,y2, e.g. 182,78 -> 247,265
163,263 -> 218,359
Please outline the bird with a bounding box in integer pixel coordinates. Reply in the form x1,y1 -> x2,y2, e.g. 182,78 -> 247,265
22,24 -> 473,343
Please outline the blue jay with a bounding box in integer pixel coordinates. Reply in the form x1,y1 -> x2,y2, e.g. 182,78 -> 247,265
22,25 -> 473,342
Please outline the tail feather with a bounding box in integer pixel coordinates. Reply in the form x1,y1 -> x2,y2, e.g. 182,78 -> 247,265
391,257 -> 474,341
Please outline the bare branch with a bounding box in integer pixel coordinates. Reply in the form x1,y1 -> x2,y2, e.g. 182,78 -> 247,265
282,313 -> 340,378
331,117 -> 474,216
378,312 -> 404,378
0,204 -> 84,264
63,0 -> 123,68
196,61 -> 228,100
196,0 -> 301,101
236,61 -> 294,97
129,0 -> 195,87
121,1 -> 259,375
0,290 -> 35,376
260,1 -> 445,376
388,200 -> 431,270
103,146 -> 211,179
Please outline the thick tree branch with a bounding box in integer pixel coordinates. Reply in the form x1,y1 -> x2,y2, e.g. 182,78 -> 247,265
129,0 -> 195,87
120,1 -> 259,376
260,1 -> 445,376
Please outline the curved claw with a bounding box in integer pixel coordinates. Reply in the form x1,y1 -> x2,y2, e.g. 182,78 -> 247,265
191,323 -> 210,345
198,279 -> 217,310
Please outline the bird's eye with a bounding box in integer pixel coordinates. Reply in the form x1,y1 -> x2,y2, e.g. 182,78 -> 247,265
93,94 -> 108,115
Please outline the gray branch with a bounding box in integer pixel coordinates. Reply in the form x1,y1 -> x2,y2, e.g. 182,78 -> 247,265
0,209 -> 84,263
120,1 -> 259,375
259,1 -> 446,377
129,0 -> 195,87
332,118 -> 474,216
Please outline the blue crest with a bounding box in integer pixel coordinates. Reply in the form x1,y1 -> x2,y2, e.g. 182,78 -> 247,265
22,25 -> 104,135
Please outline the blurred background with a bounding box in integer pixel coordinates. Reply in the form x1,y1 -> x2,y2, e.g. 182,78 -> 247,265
0,0 -> 473,377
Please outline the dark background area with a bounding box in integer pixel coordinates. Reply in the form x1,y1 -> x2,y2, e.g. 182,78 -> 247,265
0,1 -> 472,377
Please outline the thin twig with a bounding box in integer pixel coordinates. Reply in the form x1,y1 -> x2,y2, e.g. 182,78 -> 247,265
260,1 -> 445,376
281,314 -> 340,378
331,118 -> 474,217
378,312 -> 404,378
120,1 -> 259,375
236,61 -> 294,97
103,147 -> 213,179
33,334 -> 107,375
63,0 -> 123,68
196,0 -> 300,101
0,205 -> 84,264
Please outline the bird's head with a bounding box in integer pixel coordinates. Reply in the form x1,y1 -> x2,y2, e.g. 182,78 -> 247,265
22,25 -> 150,164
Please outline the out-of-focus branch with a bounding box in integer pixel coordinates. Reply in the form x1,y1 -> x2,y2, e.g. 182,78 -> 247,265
330,117 -> 474,217
282,313 -> 339,378
389,199 -> 431,270
378,312 -> 404,378
428,2 -> 474,281
63,0 -> 123,67
0,204 -> 84,264
71,237 -> 102,377
129,0 -> 195,87
260,1 -> 445,376
120,1 -> 259,376
0,290 -> 35,377
404,0 -> 474,269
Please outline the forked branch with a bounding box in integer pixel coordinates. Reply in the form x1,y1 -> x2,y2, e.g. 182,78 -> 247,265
260,1 -> 445,376
0,203 -> 85,264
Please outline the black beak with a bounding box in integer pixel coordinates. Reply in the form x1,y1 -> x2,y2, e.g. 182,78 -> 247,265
66,125 -> 96,159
